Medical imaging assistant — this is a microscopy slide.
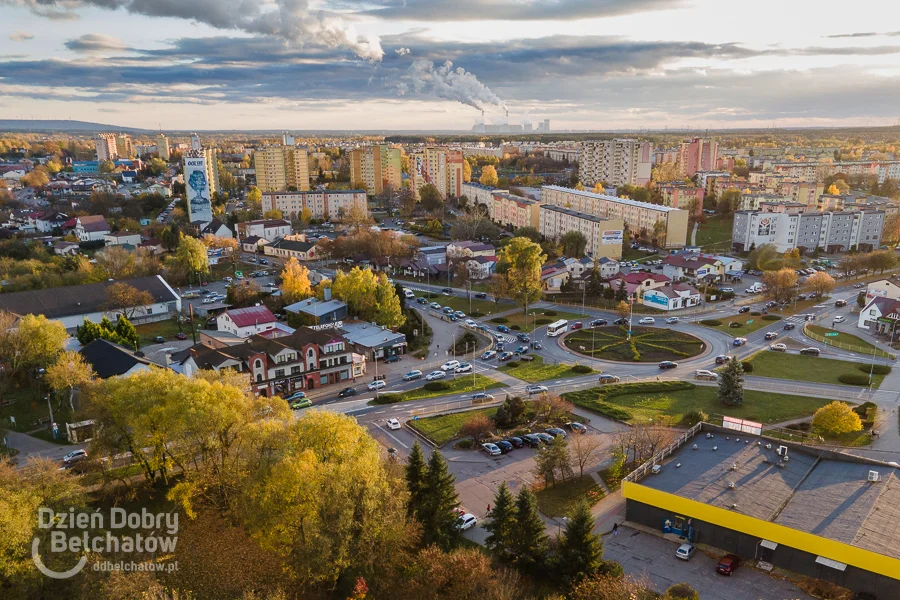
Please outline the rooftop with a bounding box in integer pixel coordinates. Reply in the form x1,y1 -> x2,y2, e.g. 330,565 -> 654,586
284,298 -> 347,317
543,185 -> 682,212
222,305 -> 276,328
339,321 -> 406,349
541,204 -> 618,224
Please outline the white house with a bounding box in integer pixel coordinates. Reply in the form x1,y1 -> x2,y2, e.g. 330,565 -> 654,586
865,279 -> 900,303
201,219 -> 233,239
74,215 -> 110,242
858,296 -> 900,331
642,283 -> 702,311
217,306 -> 280,338
237,219 -> 291,243
104,232 -> 142,247
147,183 -> 172,197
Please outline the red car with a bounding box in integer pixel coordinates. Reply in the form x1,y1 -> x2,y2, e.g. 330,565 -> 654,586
201,281 -> 208,287
716,554 -> 741,576
571,322 -> 583,330
175,332 -> 188,340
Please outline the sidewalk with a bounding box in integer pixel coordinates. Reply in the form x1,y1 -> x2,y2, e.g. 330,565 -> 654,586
591,488 -> 627,535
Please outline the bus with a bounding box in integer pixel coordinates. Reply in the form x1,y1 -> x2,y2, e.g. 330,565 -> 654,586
546,319 -> 569,337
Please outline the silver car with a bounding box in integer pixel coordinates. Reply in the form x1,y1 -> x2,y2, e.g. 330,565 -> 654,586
675,543 -> 696,560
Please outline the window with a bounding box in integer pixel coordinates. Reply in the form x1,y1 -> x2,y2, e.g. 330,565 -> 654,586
275,369 -> 284,377
255,359 -> 262,369
256,374 -> 262,383
291,366 -> 301,374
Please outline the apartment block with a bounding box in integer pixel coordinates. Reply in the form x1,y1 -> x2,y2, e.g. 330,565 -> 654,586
409,147 -> 465,199
489,192 -> 542,230
539,205 -> 624,259
677,138 -> 718,177
349,145 -> 402,195
461,182 -> 505,208
115,135 -> 135,159
262,190 -> 367,221
656,183 -> 705,215
156,134 -> 170,161
95,133 -> 118,161
738,192 -> 792,212
541,185 -> 689,248
254,145 -> 310,192
578,139 -> 653,187
771,160 -> 900,184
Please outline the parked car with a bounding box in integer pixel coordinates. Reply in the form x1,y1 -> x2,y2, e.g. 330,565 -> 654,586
733,337 -> 747,346
783,323 -> 796,330
526,384 -> 549,395
715,354 -> 729,364
480,350 -> 497,360
495,440 -> 514,453
441,360 -> 461,371
63,449 -> 87,464
590,318 -> 608,327
464,319 -> 477,327
676,543 -> 696,561
694,369 -> 718,381
565,422 -> 587,433
498,351 -> 514,361
598,374 -> 621,383
472,392 -> 495,402
658,361 -> 679,369
290,397 -> 312,410
716,554 -> 741,576
506,437 -> 524,449
387,418 -> 401,430
455,363 -> 473,373
284,391 -> 307,402
638,317 -> 656,325
800,347 -> 821,356
154,335 -> 165,343
521,434 -> 541,447
720,287 -> 734,293
455,513 -> 478,530
384,355 -> 402,364
571,322 -> 583,330
367,380 -> 387,390
481,443 -> 501,457
403,370 -> 423,381
770,343 -> 787,352
474,292 -> 487,299
764,332 -> 778,340
441,288 -> 452,295
338,387 -> 357,398
496,324 -> 511,333
854,283 -> 864,289
534,432 -> 555,444
426,370 -> 447,380
833,315 -> 846,323
665,317 -> 680,324
175,332 -> 188,340
738,306 -> 750,314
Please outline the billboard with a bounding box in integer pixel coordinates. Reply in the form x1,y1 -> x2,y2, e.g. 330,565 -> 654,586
722,416 -> 762,436
184,156 -> 212,223
757,217 -> 771,236
601,229 -> 624,245
643,291 -> 669,306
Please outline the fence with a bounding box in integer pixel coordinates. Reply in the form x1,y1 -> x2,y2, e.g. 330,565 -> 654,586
802,323 -> 895,359
623,422 -> 702,484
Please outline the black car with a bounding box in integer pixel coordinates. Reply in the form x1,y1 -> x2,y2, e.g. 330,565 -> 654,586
338,387 -> 357,398
498,351 -> 515,361
515,345 -> 529,355
506,437 -> 524,449
532,341 -> 543,350
545,427 -> 567,438
384,355 -> 402,364
835,299 -> 848,307
715,355 -> 729,365
658,361 -> 679,369
441,288 -> 452,295
565,422 -> 588,433
154,335 -> 165,343
784,323 -> 796,330
495,440 -> 514,453
590,318 -> 608,327
474,292 -> 487,299
613,317 -> 629,325
517,333 -> 530,342
521,434 -> 541,447
738,306 -> 750,314
416,297 -> 428,305
800,347 -> 821,356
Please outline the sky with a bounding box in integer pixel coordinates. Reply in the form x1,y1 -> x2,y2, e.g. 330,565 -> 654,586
1,0 -> 900,131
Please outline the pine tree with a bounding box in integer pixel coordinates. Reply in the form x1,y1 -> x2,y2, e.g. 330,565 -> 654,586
555,502 -> 604,587
484,482 -> 516,561
718,356 -> 745,406
615,279 -> 628,302
420,450 -> 460,549
511,488 -> 549,574
114,316 -> 139,349
405,441 -> 427,519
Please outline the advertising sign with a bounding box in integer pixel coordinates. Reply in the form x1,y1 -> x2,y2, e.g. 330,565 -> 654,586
757,217 -> 771,236
601,229 -> 624,245
644,292 -> 669,306
722,416 -> 762,435
184,157 -> 212,223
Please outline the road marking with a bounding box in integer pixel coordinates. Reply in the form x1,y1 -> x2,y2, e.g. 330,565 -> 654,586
373,410 -> 386,414
376,424 -> 409,449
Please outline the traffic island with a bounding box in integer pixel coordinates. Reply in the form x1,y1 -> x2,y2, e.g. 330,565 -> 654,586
562,326 -> 706,362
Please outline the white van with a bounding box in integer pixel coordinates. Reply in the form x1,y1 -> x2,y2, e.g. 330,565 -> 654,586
403,288 -> 415,299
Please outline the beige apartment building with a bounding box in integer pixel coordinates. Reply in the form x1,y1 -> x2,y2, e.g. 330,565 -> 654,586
539,205 -> 624,259
115,135 -> 135,159
542,185 -> 688,248
578,139 -> 653,187
156,134 -> 170,161
254,145 -> 310,192
350,145 -> 402,195
262,190 -> 367,221
409,147 -> 465,200
95,133 -> 118,161
489,192 -> 542,230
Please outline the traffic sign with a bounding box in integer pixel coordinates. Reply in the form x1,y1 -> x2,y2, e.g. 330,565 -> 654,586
746,319 -> 753,324
235,270 -> 243,277
627,330 -> 633,335
824,332 -> 839,337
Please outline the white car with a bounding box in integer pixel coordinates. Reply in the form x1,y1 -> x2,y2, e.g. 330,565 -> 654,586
665,317 -> 679,324
480,350 -> 497,360
387,418 -> 401,430
455,363 -> 473,373
429,302 -> 441,310
441,360 -> 461,371
367,380 -> 386,390
720,287 -> 734,293
63,449 -> 87,464
833,316 -> 846,323
638,317 -> 656,325
694,369 -> 718,381
426,370 -> 446,381
526,384 -> 549,395
770,343 -> 787,352
223,277 -> 233,283
481,443 -> 501,457
456,513 -> 478,530
675,543 -> 696,561
464,319 -> 477,327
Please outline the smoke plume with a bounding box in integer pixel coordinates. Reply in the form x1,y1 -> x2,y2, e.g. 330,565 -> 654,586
3,0 -> 384,61
405,60 -> 505,110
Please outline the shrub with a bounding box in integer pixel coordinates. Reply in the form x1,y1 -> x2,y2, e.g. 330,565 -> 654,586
510,324 -> 521,330
700,319 -> 722,326
861,364 -> 891,375
852,401 -> 877,418
750,311 -> 762,316
664,583 -> 700,600
535,318 -> 552,325
571,364 -> 592,373
728,322 -> 743,328
491,317 -> 508,323
424,381 -> 451,391
470,310 -> 484,318
371,394 -> 403,405
812,400 -> 863,435
740,362 -> 753,373
786,422 -> 811,432
679,409 -> 709,427
505,361 -> 520,368
454,439 -> 474,450
545,310 -> 557,316
762,315 -> 782,321
837,374 -> 870,385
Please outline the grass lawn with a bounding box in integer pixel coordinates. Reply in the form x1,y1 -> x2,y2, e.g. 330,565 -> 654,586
409,407 -> 498,446
491,310 -> 584,331
806,325 -> 894,357
534,475 -> 605,518
0,387 -> 75,433
135,318 -> 200,347
622,247 -> 660,262
372,373 -> 506,405
499,354 -> 595,383
563,326 -> 706,362
700,313 -> 781,336
564,382 -> 831,426
746,351 -> 888,388
695,215 -> 733,249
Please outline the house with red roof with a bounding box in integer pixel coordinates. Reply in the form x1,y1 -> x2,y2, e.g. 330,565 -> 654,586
216,306 -> 279,338
607,271 -> 671,300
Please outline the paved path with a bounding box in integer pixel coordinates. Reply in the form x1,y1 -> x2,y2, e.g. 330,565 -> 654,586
691,221 -> 699,246
6,429 -> 83,464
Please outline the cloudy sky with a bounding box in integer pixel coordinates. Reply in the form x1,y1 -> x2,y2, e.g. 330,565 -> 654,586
1,0 -> 900,131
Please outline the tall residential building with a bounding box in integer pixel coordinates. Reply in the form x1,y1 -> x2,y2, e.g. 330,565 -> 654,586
115,135 -> 135,159
350,145 -> 402,195
542,185 -> 689,248
409,147 -> 465,200
183,135 -> 219,224
676,138 -> 718,178
156,133 -> 170,161
578,139 -> 653,187
538,205 -> 624,259
95,133 -> 118,161
254,145 -> 310,192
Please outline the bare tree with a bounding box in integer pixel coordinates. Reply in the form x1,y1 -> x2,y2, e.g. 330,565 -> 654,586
460,413 -> 493,442
569,433 -> 606,478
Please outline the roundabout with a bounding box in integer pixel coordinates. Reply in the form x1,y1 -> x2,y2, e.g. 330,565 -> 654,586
562,325 -> 708,363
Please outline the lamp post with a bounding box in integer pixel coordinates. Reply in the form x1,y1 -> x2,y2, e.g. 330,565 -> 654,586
627,297 -> 635,340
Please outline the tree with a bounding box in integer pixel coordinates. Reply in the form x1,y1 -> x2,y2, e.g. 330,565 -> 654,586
45,350 -> 95,413
264,209 -> 283,220
419,451 -> 460,549
496,237 -> 545,314
405,441 -> 427,520
805,271 -> 836,297
664,583 -> 700,600
462,159 -> 472,183
569,573 -> 657,600
868,249 -> 898,274
345,204 -> 374,232
488,273 -> 511,304
161,224 -> 181,251
95,245 -> 134,279
460,412 -> 493,442
747,243 -> 779,271
569,432 -> 605,478
479,165 -> 499,187
614,279 -> 628,302
838,255 -> 862,280
484,482 -> 516,561
513,226 -> 541,243
615,300 -> 630,320
717,189 -> 741,215
782,248 -> 802,269
510,488 -> 549,574
0,313 -> 67,379
75,315 -> 138,348
21,167 -> 50,188
300,206 -> 313,227
561,231 -> 588,257
812,401 -> 863,436
104,282 -> 154,320
398,187 -> 416,217
534,435 -> 573,487
246,186 -> 262,205
419,184 -> 443,213
652,220 -> 667,248
762,268 -> 799,303
718,356 -> 744,406
174,235 -> 210,281
555,502 -> 604,588
280,257 -> 313,305
374,274 -> 406,328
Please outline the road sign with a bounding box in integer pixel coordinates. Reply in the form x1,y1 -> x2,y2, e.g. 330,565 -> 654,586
746,319 -> 753,324
627,330 -> 633,335
235,270 -> 243,277
824,332 -> 839,337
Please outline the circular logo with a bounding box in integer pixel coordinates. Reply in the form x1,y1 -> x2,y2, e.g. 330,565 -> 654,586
31,537 -> 87,580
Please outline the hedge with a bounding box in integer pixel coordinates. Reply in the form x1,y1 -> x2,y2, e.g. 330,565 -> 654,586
750,311 -> 762,316
700,319 -> 722,326
491,317 -> 508,323
505,361 -> 520,368
860,364 -> 891,375
838,373 -> 870,385
729,322 -> 743,328
424,381 -> 451,391
740,362 -> 753,373
454,439 -> 474,450
471,310 -> 485,318
545,310 -> 557,316
762,315 -> 782,321
535,318 -> 552,325
510,325 -> 521,330
571,364 -> 592,373
370,394 -> 403,405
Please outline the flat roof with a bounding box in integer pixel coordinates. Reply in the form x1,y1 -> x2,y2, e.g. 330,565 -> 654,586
338,321 -> 406,349
638,432 -> 900,559
541,204 -> 618,224
542,185 -> 683,212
